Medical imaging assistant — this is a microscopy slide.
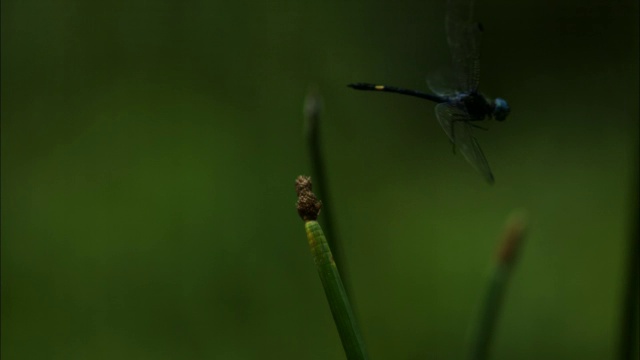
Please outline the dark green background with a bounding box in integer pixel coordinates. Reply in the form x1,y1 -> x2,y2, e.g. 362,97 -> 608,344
2,0 -> 638,359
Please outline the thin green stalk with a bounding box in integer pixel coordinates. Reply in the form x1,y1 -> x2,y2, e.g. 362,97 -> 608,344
617,161 -> 639,360
295,176 -> 369,360
470,212 -> 527,360
470,263 -> 510,360
304,90 -> 348,291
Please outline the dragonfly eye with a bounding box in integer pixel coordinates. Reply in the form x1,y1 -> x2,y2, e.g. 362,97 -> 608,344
493,98 -> 510,121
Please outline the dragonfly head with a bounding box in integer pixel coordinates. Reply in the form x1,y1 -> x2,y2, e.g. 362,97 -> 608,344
492,98 -> 510,121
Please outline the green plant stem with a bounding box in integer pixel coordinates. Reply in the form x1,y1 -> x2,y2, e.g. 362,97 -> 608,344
305,220 -> 368,360
470,263 -> 510,360
470,212 -> 526,360
304,91 -> 348,290
295,176 -> 368,360
617,163 -> 639,360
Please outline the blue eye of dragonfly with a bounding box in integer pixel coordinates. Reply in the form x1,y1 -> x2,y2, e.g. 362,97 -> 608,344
348,0 -> 509,185
493,98 -> 510,121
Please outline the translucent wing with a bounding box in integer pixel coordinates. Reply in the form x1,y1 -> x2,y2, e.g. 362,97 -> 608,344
435,103 -> 495,184
434,102 -> 462,142
426,69 -> 459,97
445,0 -> 482,93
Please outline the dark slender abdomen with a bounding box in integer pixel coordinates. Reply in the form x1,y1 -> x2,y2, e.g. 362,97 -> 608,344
348,83 -> 447,104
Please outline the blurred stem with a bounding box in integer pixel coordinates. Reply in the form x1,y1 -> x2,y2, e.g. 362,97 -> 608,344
470,212 -> 527,360
617,161 -> 639,360
470,264 -> 510,360
295,176 -> 369,360
304,89 -> 349,292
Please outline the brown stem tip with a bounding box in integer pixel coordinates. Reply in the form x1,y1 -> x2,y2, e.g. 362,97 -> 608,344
295,175 -> 322,221
497,211 -> 528,267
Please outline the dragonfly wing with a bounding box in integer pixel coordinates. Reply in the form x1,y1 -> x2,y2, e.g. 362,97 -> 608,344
455,120 -> 495,184
435,103 -> 495,184
435,102 -> 465,143
427,68 -> 458,97
445,0 -> 482,93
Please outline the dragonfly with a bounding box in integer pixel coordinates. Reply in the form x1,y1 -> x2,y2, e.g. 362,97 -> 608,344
348,0 -> 510,184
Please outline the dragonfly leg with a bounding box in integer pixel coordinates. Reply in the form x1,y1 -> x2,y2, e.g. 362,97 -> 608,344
470,123 -> 488,131
451,120 -> 462,155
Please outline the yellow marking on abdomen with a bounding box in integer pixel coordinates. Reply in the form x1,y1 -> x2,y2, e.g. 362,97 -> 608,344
375,85 -> 385,90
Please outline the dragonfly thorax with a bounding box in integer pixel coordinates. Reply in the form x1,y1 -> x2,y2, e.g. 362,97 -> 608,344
456,92 -> 492,121
454,92 -> 510,122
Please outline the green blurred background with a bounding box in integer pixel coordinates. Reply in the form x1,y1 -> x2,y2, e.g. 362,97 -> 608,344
2,0 -> 638,359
